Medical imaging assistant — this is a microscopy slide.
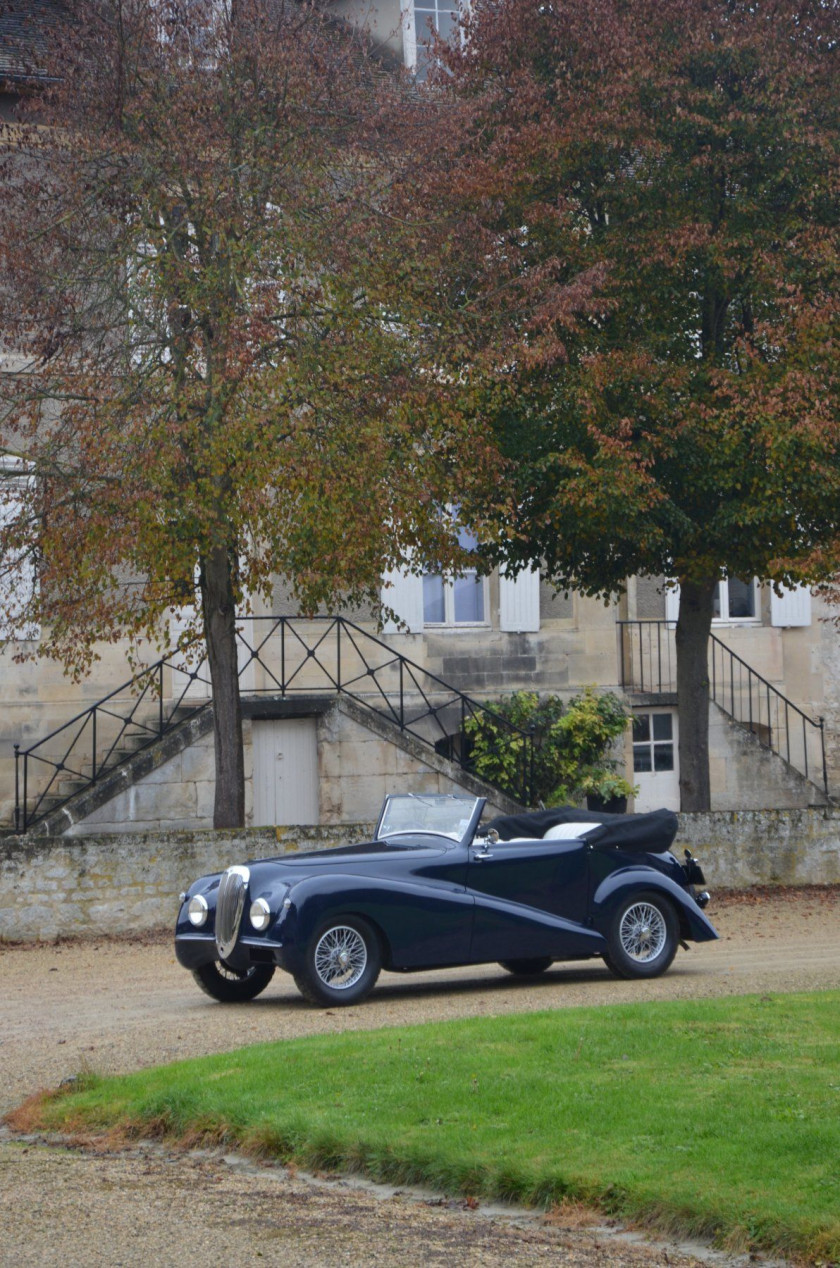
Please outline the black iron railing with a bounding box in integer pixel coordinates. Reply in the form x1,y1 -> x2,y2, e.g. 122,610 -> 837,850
13,653 -> 213,834
617,620 -> 828,796
13,616 -> 534,833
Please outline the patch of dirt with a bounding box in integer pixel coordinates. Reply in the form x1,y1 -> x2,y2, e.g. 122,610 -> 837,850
1,886 -> 838,1266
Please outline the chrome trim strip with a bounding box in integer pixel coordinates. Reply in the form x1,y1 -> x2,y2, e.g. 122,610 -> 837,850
215,865 -> 250,960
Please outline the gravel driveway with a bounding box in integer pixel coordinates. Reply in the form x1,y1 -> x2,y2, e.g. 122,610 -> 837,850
2,885 -> 839,1267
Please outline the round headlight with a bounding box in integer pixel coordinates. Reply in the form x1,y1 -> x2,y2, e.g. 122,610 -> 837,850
250,897 -> 271,931
187,894 -> 209,927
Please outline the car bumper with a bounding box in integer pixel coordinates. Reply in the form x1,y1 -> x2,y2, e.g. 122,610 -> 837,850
175,932 -> 288,971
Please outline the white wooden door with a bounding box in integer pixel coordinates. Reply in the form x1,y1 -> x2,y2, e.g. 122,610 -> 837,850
632,709 -> 680,812
252,718 -> 319,826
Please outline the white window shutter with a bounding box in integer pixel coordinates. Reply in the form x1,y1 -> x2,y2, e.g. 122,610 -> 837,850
0,468 -> 40,642
770,584 -> 812,627
499,565 -> 540,633
381,565 -> 424,634
665,582 -> 680,625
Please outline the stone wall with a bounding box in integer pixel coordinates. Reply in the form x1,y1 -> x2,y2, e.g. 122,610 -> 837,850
0,822 -> 374,941
2,808 -> 839,942
680,808 -> 840,889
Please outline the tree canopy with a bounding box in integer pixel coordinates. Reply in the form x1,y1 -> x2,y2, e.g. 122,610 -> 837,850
411,0 -> 840,807
0,0 -> 499,824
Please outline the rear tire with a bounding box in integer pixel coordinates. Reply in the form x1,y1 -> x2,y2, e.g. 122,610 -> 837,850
499,957 -> 553,977
192,959 -> 275,1002
294,916 -> 381,1007
603,892 -> 678,979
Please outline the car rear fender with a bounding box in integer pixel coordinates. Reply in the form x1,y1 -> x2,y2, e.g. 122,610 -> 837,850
591,869 -> 719,943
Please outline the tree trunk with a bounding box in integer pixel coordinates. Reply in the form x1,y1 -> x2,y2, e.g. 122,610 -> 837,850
200,545 -> 245,828
675,577 -> 717,812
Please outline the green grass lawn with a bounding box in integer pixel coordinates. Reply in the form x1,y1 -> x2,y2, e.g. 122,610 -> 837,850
10,991 -> 840,1263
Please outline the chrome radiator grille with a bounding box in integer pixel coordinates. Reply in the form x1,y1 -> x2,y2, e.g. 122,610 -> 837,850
215,865 -> 250,960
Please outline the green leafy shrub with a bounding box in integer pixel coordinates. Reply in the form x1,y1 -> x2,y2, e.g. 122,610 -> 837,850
464,687 -> 635,807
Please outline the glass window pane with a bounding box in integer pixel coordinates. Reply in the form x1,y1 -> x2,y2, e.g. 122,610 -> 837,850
436,9 -> 456,40
423,574 -> 445,623
414,14 -> 436,51
456,524 -> 478,552
633,746 -> 653,773
453,573 -> 484,622
712,582 -> 722,619
728,576 -> 755,618
413,48 -> 431,80
652,713 -> 673,740
632,714 -> 651,743
653,745 -> 674,772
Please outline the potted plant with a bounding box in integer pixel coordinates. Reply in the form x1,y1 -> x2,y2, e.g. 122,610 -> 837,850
578,770 -> 638,815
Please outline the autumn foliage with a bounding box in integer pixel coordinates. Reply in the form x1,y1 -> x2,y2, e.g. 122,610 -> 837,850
0,0 -> 499,824
409,0 -> 840,807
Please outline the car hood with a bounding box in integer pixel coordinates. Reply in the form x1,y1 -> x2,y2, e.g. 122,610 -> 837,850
243,838 -> 453,885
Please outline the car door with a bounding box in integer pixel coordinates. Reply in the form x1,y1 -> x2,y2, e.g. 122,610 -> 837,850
467,836 -> 595,963
342,838 -> 475,970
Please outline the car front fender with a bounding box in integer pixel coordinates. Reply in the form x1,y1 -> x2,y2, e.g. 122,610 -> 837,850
591,869 -> 719,943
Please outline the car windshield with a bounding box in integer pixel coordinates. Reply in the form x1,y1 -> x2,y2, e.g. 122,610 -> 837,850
376,793 -> 483,844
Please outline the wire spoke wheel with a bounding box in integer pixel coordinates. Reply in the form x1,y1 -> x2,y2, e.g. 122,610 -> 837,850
216,960 -> 257,982
192,959 -> 275,1002
619,901 -> 668,963
314,924 -> 368,990
604,892 -> 677,980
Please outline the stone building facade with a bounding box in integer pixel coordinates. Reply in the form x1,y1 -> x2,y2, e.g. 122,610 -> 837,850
3,564 -> 837,835
2,0 -> 839,835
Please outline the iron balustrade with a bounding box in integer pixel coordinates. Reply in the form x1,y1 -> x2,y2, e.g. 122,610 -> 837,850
13,654 -> 213,834
617,620 -> 828,796
12,616 -> 535,833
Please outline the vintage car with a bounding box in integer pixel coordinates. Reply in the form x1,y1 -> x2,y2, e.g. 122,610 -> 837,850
175,793 -> 717,1007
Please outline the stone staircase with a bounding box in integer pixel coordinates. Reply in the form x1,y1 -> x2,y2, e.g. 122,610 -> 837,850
10,617 -> 532,835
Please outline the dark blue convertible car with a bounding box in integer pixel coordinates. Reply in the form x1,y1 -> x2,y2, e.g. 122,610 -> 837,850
175,793 -> 717,1007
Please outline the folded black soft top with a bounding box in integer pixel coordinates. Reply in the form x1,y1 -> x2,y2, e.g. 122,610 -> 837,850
485,805 -> 679,854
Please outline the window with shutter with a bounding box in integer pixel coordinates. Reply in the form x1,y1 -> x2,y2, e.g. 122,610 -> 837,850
665,576 -> 761,625
421,525 -> 487,627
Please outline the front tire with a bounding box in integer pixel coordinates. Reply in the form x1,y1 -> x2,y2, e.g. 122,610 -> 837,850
294,916 -> 381,1007
603,892 -> 678,979
499,957 -> 553,977
192,959 -> 275,1002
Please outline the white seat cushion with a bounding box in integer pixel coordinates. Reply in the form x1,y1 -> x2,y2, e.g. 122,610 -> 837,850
542,822 -> 600,840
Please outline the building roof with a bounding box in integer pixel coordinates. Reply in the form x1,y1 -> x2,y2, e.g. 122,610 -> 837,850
0,0 -> 62,85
